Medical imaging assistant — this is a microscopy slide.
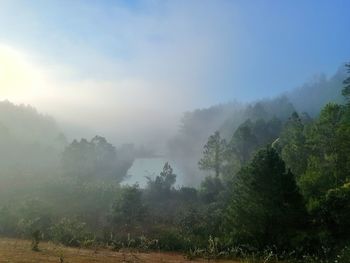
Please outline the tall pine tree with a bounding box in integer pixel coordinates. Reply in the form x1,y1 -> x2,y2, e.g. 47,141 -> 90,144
224,147 -> 306,249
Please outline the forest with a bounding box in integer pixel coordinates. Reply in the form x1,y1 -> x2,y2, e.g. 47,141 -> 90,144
0,63 -> 348,263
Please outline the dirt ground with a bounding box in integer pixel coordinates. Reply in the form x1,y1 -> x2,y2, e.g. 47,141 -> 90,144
0,238 -> 239,263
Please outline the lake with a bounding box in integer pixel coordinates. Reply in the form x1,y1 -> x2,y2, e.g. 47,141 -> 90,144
122,157 -> 184,188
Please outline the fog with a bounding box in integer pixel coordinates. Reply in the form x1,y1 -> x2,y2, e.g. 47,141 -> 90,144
0,1 -> 242,148
1,1 -> 350,261
0,0 -> 348,150
0,0 -> 348,187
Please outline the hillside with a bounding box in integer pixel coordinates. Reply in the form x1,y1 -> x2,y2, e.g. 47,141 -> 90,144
286,67 -> 346,116
0,101 -> 66,178
0,100 -> 64,146
167,65 -> 346,185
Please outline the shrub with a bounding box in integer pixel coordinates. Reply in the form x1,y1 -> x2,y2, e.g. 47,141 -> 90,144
336,246 -> 350,263
31,230 -> 41,251
50,218 -> 93,247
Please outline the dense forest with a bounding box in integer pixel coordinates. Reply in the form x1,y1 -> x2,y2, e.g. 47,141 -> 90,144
168,67 -> 346,186
0,63 -> 350,262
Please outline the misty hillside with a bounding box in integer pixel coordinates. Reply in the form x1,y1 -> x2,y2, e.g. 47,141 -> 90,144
287,67 -> 346,116
0,101 -> 66,177
0,100 -> 64,145
0,101 -> 135,183
0,65 -> 344,186
167,97 -> 295,185
167,65 -> 346,185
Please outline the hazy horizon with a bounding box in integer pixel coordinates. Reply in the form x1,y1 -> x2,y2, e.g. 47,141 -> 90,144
0,0 -> 349,146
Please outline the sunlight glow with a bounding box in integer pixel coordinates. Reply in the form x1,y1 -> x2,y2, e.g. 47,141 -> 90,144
0,44 -> 46,102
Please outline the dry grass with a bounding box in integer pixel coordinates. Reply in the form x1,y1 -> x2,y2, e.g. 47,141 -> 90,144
0,238 -> 239,263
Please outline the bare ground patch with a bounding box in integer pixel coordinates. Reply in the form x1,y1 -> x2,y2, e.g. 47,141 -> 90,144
0,238 -> 239,263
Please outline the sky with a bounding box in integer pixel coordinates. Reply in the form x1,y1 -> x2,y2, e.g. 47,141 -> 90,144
0,0 -> 349,144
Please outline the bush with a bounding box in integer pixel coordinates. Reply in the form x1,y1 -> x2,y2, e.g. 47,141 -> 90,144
109,234 -> 159,251
336,246 -> 350,263
50,218 -> 93,247
156,228 -> 187,251
31,230 -> 41,251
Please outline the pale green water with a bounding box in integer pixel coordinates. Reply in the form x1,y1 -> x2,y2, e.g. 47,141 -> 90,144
122,157 -> 184,188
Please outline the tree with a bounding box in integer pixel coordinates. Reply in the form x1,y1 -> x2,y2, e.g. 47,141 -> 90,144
144,163 -> 178,225
299,103 -> 347,206
199,131 -> 227,178
279,112 -> 309,178
31,230 -> 41,251
292,86 -> 350,249
322,183 -> 350,241
228,120 -> 258,165
230,118 -> 283,164
199,176 -> 224,203
224,147 -> 306,249
62,135 -> 132,182
147,162 -> 177,193
159,162 -> 177,190
342,63 -> 350,102
111,185 -> 147,235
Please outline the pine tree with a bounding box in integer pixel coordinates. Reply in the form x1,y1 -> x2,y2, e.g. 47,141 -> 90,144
342,63 -> 350,102
199,131 -> 227,178
224,147 -> 306,248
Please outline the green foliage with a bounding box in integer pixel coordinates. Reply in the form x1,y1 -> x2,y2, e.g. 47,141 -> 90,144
111,185 -> 147,235
50,218 -> 93,247
299,103 -> 350,208
279,112 -> 309,178
31,230 -> 41,251
109,234 -> 159,251
184,236 -> 223,260
199,131 -> 227,177
155,228 -> 185,251
224,147 -> 306,249
62,136 -> 133,182
146,162 -> 176,193
199,176 -> 224,203
227,117 -> 282,170
16,199 -> 52,239
322,184 -> 350,240
229,120 -> 258,164
336,246 -> 350,263
206,235 -> 220,259
0,101 -> 65,181
342,63 -> 350,102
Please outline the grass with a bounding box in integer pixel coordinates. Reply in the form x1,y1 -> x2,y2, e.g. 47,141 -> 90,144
0,237 -> 240,263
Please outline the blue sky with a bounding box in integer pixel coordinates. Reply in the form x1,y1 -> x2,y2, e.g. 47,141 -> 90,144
0,0 -> 349,142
